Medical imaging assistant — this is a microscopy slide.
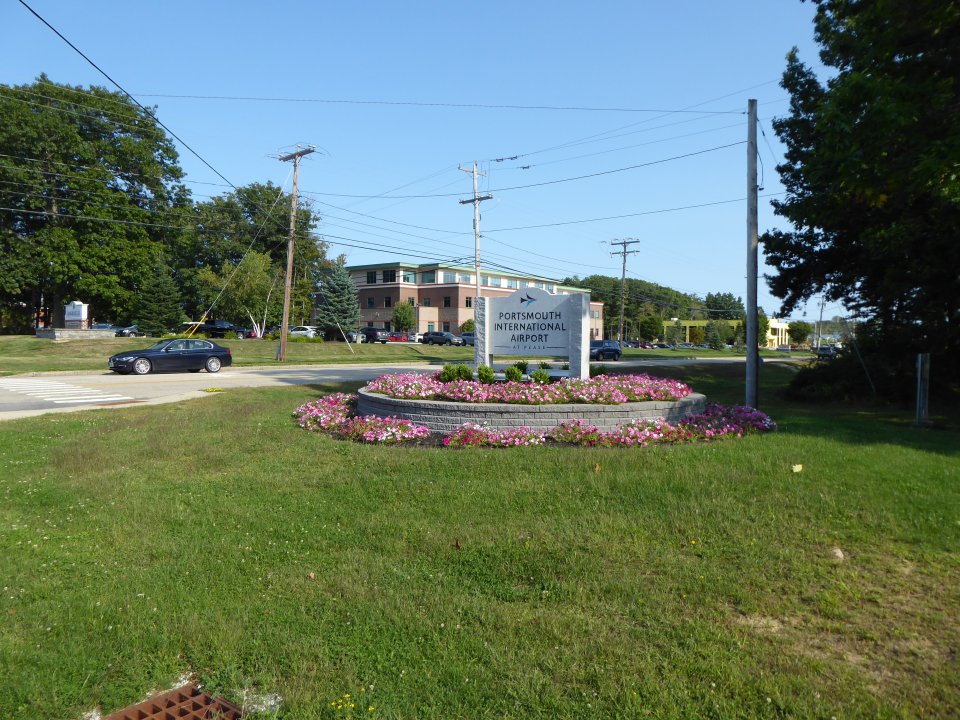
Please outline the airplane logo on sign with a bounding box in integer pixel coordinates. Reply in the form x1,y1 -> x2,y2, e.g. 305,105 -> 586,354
519,293 -> 536,306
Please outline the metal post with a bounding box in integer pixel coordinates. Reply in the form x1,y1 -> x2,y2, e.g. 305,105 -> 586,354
745,99 -> 759,408
916,353 -> 930,426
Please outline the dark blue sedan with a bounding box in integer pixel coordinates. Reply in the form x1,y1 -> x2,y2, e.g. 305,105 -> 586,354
108,338 -> 232,375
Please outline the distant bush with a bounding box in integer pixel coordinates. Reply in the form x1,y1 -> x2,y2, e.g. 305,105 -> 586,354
539,361 -> 551,369
514,360 -> 529,374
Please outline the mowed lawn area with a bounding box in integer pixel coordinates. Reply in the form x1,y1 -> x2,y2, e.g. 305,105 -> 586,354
0,362 -> 957,719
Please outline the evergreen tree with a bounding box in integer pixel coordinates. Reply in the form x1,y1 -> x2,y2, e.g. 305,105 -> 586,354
134,257 -> 183,336
390,301 -> 415,332
313,261 -> 360,336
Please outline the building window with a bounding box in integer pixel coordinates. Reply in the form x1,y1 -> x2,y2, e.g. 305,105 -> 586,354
383,321 -> 390,329
442,322 -> 450,332
520,280 -> 529,288
366,297 -> 374,309
506,278 -> 518,289
366,271 -> 377,284
481,275 -> 490,286
383,270 -> 397,283
443,271 -> 456,283
458,272 -> 471,283
545,283 -> 554,292
534,281 -> 545,289
422,297 -> 431,307
407,297 -> 415,306
422,270 -> 436,283
427,322 -> 435,332
403,270 -> 416,283
443,296 -> 451,308
384,297 -> 392,308
465,297 -> 472,308
489,276 -> 501,287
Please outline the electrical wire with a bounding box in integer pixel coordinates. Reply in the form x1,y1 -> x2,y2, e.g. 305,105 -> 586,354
125,92 -> 746,114
302,141 -> 745,199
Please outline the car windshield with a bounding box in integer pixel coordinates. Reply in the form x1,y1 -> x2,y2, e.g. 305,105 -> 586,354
590,341 -> 602,347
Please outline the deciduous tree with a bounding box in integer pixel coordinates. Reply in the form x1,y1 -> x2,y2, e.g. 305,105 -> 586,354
761,1 -> 960,374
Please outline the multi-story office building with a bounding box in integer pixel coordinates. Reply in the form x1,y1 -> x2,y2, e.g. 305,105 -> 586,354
347,262 -> 605,338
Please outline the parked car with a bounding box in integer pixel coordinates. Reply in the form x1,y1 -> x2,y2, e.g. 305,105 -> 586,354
407,332 -> 423,343
589,340 -> 621,361
345,331 -> 366,343
288,325 -> 318,338
421,331 -> 464,346
361,327 -> 390,344
181,320 -> 247,339
816,345 -> 840,360
108,338 -> 232,375
388,332 -> 407,342
460,332 -> 475,346
115,325 -> 144,337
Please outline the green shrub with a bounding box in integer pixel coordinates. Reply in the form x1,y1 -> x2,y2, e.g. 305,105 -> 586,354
476,365 -> 495,384
590,364 -> 609,377
514,360 -> 529,374
504,366 -> 523,382
530,369 -> 550,384
539,361 -> 551,370
440,364 -> 474,382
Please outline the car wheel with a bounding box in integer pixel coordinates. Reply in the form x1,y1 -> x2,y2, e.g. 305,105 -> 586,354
445,340 -> 451,345
132,358 -> 151,375
205,357 -> 222,373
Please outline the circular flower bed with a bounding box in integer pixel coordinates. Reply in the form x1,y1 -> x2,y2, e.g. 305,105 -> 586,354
293,374 -> 777,448
365,372 -> 693,404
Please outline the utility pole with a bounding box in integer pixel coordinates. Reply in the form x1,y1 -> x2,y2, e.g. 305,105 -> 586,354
277,145 -> 316,362
745,99 -> 759,408
607,238 -> 640,343
459,163 -> 493,304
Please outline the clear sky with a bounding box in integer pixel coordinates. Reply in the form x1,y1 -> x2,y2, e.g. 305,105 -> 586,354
3,0 -> 841,323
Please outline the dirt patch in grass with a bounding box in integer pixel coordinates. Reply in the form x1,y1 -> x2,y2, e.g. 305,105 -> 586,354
730,549 -> 960,708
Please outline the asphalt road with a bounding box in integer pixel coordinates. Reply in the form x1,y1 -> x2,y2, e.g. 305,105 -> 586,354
0,356 -> 792,422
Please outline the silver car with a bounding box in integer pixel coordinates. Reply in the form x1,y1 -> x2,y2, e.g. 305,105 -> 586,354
289,325 -> 318,338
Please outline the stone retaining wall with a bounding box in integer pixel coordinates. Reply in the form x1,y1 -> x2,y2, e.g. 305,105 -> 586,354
357,387 -> 707,434
35,329 -> 117,341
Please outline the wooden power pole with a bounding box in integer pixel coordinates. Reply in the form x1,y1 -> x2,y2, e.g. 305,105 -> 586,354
459,163 -> 493,304
608,238 -> 640,343
277,145 -> 315,362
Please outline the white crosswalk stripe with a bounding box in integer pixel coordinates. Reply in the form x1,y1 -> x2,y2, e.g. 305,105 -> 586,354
0,379 -> 133,405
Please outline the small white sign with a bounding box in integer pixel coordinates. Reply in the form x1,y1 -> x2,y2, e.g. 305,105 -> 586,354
64,300 -> 88,321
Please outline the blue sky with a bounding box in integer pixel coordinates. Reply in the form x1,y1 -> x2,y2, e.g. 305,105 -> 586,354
4,1 -> 841,322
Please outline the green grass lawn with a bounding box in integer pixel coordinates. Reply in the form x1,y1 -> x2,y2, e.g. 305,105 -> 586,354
0,365 -> 958,719
0,335 -> 475,375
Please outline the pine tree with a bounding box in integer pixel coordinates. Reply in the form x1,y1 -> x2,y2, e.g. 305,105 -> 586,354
313,262 -> 360,336
134,258 -> 183,336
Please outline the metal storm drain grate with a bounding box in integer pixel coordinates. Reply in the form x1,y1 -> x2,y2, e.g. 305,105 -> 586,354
104,683 -> 244,720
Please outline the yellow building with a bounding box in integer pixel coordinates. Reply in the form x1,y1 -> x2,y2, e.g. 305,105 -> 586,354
661,318 -> 792,348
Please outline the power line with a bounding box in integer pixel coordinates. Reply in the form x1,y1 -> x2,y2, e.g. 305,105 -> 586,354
16,0 -> 240,192
125,92 -> 746,114
483,192 -> 785,233
301,141 -> 745,199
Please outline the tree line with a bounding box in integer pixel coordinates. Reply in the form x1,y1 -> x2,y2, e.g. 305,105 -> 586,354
0,75 -> 330,334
